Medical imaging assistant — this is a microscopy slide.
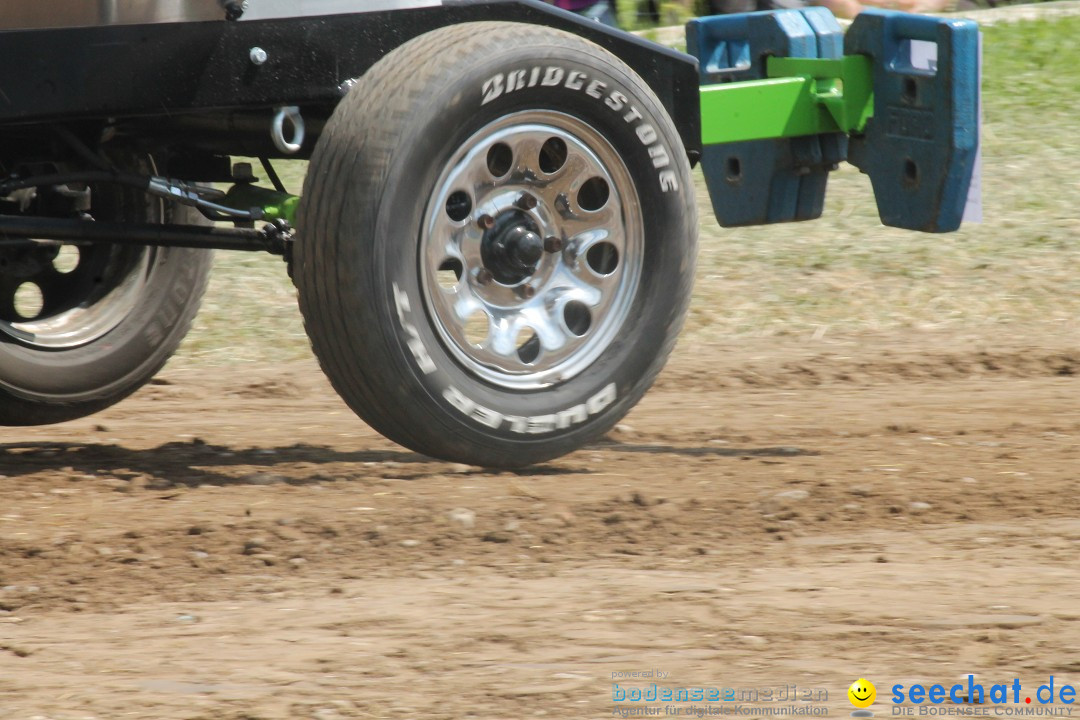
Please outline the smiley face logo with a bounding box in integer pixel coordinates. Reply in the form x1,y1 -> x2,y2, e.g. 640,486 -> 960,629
848,679 -> 877,709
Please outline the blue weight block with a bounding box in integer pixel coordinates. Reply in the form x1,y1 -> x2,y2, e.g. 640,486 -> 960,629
845,9 -> 979,232
687,8 -> 847,227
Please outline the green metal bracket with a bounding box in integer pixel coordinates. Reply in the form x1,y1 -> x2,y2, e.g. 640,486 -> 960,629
699,54 -> 874,146
767,55 -> 874,133
222,184 -> 299,225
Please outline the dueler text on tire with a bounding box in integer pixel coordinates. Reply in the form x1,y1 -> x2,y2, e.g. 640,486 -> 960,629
0,167 -> 212,425
295,21 -> 697,468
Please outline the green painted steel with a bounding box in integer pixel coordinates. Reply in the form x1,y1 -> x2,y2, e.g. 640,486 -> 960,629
700,76 -> 820,145
699,55 -> 874,145
222,184 -> 299,225
767,55 -> 874,133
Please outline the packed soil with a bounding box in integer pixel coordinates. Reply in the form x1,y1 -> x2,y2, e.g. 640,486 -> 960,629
2,327 -> 1078,720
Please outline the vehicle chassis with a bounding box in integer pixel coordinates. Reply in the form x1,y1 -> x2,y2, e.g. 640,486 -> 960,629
0,0 -> 977,467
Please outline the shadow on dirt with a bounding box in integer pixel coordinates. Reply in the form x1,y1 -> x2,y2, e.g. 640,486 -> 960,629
0,440 -> 428,487
594,441 -> 819,458
0,441 -> 587,486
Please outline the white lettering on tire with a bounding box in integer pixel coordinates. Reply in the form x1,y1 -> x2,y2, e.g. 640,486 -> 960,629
444,382 -> 618,435
542,66 -> 565,87
480,65 -> 679,192
635,123 -> 657,145
392,282 -> 437,375
481,74 -> 504,105
605,91 -> 627,112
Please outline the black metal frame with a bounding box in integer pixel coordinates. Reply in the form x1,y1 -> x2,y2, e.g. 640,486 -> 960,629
0,0 -> 702,163
0,0 -> 702,253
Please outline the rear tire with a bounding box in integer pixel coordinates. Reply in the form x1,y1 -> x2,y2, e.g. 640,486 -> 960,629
295,22 -> 696,467
0,168 -> 213,425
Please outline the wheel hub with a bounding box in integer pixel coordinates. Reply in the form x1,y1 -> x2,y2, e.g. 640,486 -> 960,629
480,210 -> 544,285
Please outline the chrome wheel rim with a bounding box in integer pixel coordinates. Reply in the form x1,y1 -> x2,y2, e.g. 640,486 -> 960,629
0,239 -> 152,349
420,111 -> 643,390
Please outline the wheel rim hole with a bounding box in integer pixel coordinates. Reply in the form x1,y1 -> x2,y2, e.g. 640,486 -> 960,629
563,301 -> 591,337
464,311 -> 489,347
487,143 -> 513,179
14,282 -> 44,320
585,242 -> 619,275
539,137 -> 568,174
53,245 -> 80,274
516,329 -> 541,364
578,177 -> 610,212
445,191 -> 473,222
437,258 -> 463,290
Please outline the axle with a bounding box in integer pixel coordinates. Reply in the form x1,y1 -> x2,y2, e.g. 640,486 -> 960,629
0,215 -> 292,255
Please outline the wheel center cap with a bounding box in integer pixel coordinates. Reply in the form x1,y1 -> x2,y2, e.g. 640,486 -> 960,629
480,210 -> 543,285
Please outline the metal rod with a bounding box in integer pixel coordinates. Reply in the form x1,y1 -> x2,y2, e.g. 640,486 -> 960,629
0,170 -> 147,194
51,124 -> 112,171
0,215 -> 286,254
259,157 -> 288,194
0,171 -> 262,223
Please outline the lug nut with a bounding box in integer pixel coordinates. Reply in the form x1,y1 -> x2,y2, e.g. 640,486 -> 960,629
475,268 -> 493,286
515,193 -> 538,211
554,192 -> 573,216
519,284 -> 537,299
544,236 -> 563,253
477,214 -> 495,230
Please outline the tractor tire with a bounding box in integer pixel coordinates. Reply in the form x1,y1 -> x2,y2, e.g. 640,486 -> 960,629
295,21 -> 696,468
0,166 -> 213,425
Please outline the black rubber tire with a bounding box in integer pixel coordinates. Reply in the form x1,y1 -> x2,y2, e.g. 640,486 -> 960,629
0,180 -> 213,426
295,21 -> 696,468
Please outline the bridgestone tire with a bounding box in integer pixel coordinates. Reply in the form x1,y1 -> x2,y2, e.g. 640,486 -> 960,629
0,181 -> 213,426
295,22 -> 696,468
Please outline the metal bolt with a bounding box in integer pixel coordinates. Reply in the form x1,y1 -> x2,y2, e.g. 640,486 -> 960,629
475,268 -> 493,286
338,78 -> 359,97
516,193 -> 538,211
249,47 -> 268,66
519,284 -> 537,299
477,214 -> 495,230
543,236 -> 563,253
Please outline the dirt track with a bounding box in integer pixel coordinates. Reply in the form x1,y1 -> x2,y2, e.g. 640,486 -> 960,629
2,329 -> 1079,720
